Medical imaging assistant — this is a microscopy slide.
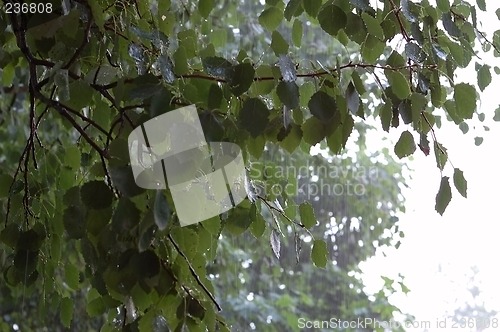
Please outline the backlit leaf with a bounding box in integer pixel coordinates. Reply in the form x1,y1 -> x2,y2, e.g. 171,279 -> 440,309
198,0 -> 214,18
271,31 -> 289,55
387,71 -> 411,99
60,297 -> 74,328
362,12 -> 384,40
299,202 -> 316,229
311,240 -> 328,268
259,7 -> 283,31
318,5 -> 347,36
303,0 -> 322,18
292,19 -> 303,47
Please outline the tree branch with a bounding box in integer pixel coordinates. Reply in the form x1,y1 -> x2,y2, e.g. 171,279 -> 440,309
167,234 -> 222,312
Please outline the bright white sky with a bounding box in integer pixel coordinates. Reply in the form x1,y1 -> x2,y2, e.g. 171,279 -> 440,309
360,3 -> 500,330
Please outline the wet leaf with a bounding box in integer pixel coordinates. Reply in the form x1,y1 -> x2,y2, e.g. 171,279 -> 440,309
154,190 -> 170,231
277,55 -> 297,82
270,229 -> 281,259
239,98 -> 270,137
157,55 -> 175,84
311,240 -> 328,268
277,81 -> 299,109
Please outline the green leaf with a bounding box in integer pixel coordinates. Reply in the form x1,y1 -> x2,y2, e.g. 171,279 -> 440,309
361,34 -> 385,63
299,202 -> 316,228
476,0 -> 486,11
154,190 -> 170,231
394,131 -> 416,158
292,19 -> 303,47
436,0 -> 450,12
63,205 -> 86,239
81,181 -> 113,210
60,297 -> 74,328
454,83 -> 476,119
387,71 -> 411,99
362,12 -> 384,40
453,168 -> 467,198
259,7 -> 283,31
380,103 -> 392,132
132,250 -> 160,279
311,240 -> 328,268
86,297 -> 107,317
66,81 -> 94,109
198,0 -> 214,18
271,30 -> 289,55
202,56 -> 233,80
398,100 -> 412,124
173,46 -> 189,75
494,106 -> 500,121
442,13 -> 461,38
477,65 -> 491,92
112,198 -> 141,232
435,176 -> 452,215
65,263 -> 80,290
302,117 -> 326,145
303,0 -> 322,17
240,98 -> 270,137
405,42 -> 426,62
280,124 -> 302,153
0,224 -> 20,248
270,229 -> 281,259
250,213 -> 266,238
284,0 -> 303,20
318,5 -> 347,36
459,122 -> 469,134
346,82 -> 361,117
434,142 -> 448,170
229,62 -> 255,96
351,71 -> 366,95
110,166 -> 146,197
0,174 -> 14,198
277,81 -> 299,109
308,91 -> 337,121
64,146 -> 81,169
474,136 -> 483,146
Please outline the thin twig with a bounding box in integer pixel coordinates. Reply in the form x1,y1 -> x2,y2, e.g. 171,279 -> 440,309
167,234 -> 222,312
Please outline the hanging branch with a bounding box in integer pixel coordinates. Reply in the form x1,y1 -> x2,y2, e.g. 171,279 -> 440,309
167,234 -> 222,312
